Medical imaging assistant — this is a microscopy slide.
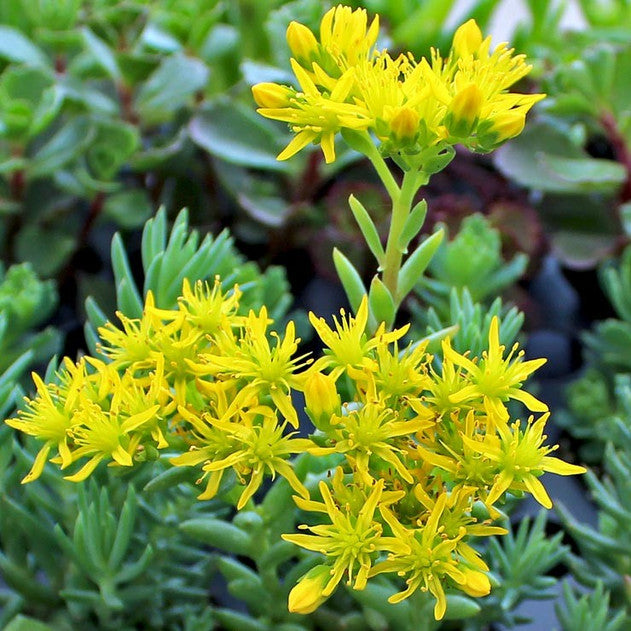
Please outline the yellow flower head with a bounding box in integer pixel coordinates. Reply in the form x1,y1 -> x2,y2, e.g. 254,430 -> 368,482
435,19 -> 545,150
283,476 -> 390,600
319,5 -> 379,70
98,291 -> 164,369
462,414 -> 586,509
6,368 -> 79,483
310,296 -> 407,381
64,397 -> 159,482
195,307 -> 310,427
443,316 -> 548,421
253,62 -> 370,163
178,276 -> 242,335
172,403 -> 311,509
303,369 -> 341,430
371,495 -> 487,620
255,7 -> 541,164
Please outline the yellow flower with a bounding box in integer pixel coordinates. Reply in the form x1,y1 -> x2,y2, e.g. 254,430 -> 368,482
371,340 -> 432,401
286,21 -> 320,69
98,291 -> 165,369
195,307 -> 310,428
319,5 -> 379,70
178,277 -> 242,336
6,368 -> 80,483
253,61 -> 370,163
372,494 -> 489,620
309,296 -> 407,381
310,397 -> 432,485
451,19 -> 483,58
65,398 -> 159,482
353,53 -> 446,151
462,414 -> 586,509
283,477 -> 390,601
443,316 -> 548,421
431,19 -> 545,150
254,5 -> 380,163
414,410 -> 500,495
172,403 -> 311,509
445,83 -> 483,137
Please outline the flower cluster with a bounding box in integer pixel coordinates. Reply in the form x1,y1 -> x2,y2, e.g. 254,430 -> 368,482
252,5 -> 544,165
7,278 -> 312,509
7,283 -> 584,620
285,299 -> 584,619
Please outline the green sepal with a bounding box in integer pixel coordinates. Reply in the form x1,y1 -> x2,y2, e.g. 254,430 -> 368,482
443,594 -> 482,620
422,145 -> 455,174
348,194 -> 385,265
368,276 -> 395,330
397,229 -> 444,301
332,247 -> 366,314
398,199 -> 427,253
180,518 -> 251,555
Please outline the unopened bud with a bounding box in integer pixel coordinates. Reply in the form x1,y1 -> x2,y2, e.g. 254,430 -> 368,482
303,371 -> 340,430
460,568 -> 491,598
488,111 -> 526,142
452,19 -> 483,58
288,564 -> 331,614
390,106 -> 420,144
251,83 -> 292,108
447,84 -> 483,137
287,21 -> 319,67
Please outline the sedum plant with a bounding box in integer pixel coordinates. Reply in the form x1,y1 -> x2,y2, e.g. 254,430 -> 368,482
252,4 -> 544,330
4,5 -> 584,629
413,213 -> 528,321
0,262 -> 59,373
558,244 -> 631,459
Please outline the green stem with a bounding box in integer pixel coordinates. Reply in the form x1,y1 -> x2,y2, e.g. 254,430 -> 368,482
382,169 -> 423,304
363,139 -> 400,201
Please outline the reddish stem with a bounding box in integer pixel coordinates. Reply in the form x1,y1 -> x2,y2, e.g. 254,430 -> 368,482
9,169 -> 24,202
79,192 -> 106,244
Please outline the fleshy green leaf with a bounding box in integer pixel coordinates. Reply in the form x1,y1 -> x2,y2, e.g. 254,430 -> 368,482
189,98 -> 291,172
397,229 -> 444,301
332,247 -> 366,313
349,194 -> 385,265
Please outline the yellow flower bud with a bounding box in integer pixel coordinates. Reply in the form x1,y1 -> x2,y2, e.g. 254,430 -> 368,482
304,371 -> 340,430
447,84 -> 483,137
287,21 -> 319,66
488,110 -> 526,142
251,83 -> 292,108
288,565 -> 331,614
390,106 -> 420,144
452,19 -> 483,58
459,568 -> 491,598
